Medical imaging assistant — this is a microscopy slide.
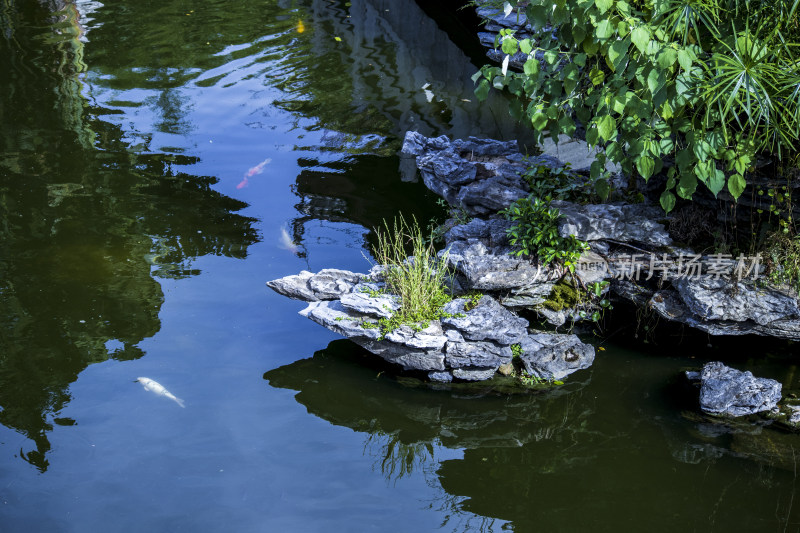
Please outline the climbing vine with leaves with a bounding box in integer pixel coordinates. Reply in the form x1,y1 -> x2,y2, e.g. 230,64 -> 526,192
473,0 -> 800,212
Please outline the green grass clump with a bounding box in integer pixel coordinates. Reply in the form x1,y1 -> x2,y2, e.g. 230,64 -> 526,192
766,231 -> 800,293
372,215 -> 453,332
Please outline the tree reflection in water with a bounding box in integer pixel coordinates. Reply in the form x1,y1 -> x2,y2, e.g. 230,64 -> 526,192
0,0 -> 258,471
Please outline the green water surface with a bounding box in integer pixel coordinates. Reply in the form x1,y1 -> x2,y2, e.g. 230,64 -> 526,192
1,1 -> 800,531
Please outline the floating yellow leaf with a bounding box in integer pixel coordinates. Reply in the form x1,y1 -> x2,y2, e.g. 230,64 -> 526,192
334,36 -> 342,42
297,20 -> 305,33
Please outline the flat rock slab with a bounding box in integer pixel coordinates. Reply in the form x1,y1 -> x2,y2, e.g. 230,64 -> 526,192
673,278 -> 800,326
267,269 -> 362,301
698,361 -> 782,417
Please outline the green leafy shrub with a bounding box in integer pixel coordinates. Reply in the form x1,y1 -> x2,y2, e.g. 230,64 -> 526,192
474,0 -> 800,213
500,195 -> 589,270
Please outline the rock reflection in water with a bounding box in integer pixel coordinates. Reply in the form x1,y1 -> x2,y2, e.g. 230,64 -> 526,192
265,339 -> 599,524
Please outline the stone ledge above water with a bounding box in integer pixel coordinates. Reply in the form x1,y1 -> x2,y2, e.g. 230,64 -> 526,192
266,267 -> 595,384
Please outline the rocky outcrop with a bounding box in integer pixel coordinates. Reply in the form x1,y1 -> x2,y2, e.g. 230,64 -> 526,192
403,130 -> 800,341
267,267 -> 595,384
688,362 -> 782,417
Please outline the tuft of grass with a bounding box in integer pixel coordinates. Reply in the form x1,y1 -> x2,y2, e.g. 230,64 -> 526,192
766,231 -> 800,293
372,215 -> 453,329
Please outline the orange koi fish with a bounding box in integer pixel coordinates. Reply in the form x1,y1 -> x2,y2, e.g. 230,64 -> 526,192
237,158 -> 272,189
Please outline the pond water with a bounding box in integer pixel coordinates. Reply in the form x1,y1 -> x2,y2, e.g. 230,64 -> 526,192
2,1 -> 800,531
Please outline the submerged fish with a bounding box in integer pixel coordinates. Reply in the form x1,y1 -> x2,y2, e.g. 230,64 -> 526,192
237,158 -> 272,189
279,227 -> 300,255
136,377 -> 185,408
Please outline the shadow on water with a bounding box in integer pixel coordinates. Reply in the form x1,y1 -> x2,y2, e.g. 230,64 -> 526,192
0,1 -> 258,471
266,339 -> 800,532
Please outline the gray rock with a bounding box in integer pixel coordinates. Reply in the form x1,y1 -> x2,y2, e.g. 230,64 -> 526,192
452,367 -> 498,381
444,217 -> 513,249
401,131 -> 450,156
418,149 -> 478,187
300,300 -> 381,341
698,361 -> 782,417
455,176 -> 528,214
384,323 -> 448,351
446,241 -> 560,291
307,269 -> 363,300
500,282 -> 558,308
445,340 -> 512,368
456,137 -> 519,157
643,282 -> 800,341
673,277 -> 800,326
441,295 -> 528,344
266,270 -> 317,301
339,286 -> 399,319
354,338 -> 446,372
552,201 -> 672,247
518,333 -> 595,381
428,370 -> 453,383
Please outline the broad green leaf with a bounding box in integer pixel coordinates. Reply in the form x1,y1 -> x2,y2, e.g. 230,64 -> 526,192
734,154 -> 751,175
676,148 -> 693,170
523,58 -> 539,76
646,68 -> 664,96
637,155 -> 655,179
677,48 -> 692,70
608,38 -> 630,71
544,50 -> 559,65
574,53 -> 588,67
728,173 -> 746,199
586,126 -> 599,146
595,178 -> 611,200
552,5 -> 569,24
501,37 -> 518,55
595,0 -> 613,13
677,173 -> 697,199
660,190 -> 676,213
531,112 -> 548,131
597,114 -> 617,142
595,19 -> 615,40
563,63 -> 580,95
692,139 -> 712,162
558,115 -> 576,136
589,67 -> 605,86
573,25 -> 587,44
583,37 -> 600,56
519,39 -> 533,55
656,47 -> 677,69
526,5 -> 548,29
607,140 -> 623,161
707,167 -> 725,197
631,26 -> 650,54
474,79 -> 490,101
471,70 -> 482,83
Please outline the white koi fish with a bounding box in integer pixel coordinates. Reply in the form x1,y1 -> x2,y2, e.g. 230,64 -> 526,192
279,227 -> 300,255
136,377 -> 185,408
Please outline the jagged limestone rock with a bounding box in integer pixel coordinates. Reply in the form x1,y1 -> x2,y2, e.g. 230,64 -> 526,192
267,269 -> 362,301
441,295 -> 528,345
552,201 -> 673,247
518,333 -> 596,381
697,361 -> 782,417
